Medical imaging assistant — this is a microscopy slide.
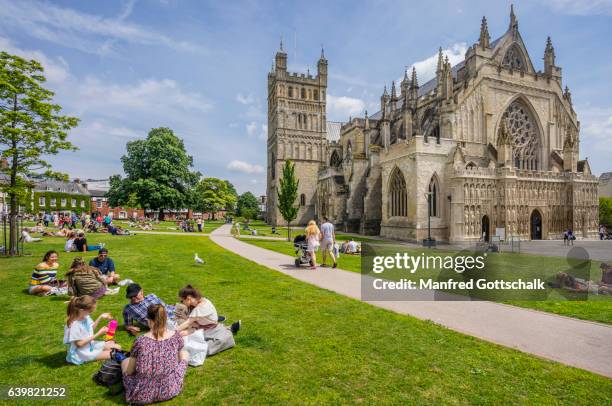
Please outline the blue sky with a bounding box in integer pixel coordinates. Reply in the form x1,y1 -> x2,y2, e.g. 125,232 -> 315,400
1,0 -> 611,195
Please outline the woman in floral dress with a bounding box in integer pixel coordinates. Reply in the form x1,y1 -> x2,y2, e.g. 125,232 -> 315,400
121,304 -> 188,404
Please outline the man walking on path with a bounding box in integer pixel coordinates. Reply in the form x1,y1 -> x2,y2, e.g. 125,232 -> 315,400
320,217 -> 337,268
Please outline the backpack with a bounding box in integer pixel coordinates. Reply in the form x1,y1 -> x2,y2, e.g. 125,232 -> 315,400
92,359 -> 123,387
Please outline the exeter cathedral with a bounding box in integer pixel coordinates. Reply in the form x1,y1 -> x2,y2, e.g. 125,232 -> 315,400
266,6 -> 599,242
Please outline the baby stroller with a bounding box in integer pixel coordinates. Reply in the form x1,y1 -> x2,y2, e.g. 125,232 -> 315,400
293,235 -> 313,267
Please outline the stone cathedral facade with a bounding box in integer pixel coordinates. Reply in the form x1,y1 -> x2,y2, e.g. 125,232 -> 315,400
267,7 -> 599,241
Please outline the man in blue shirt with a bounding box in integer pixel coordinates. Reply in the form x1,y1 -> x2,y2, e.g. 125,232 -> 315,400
89,248 -> 120,284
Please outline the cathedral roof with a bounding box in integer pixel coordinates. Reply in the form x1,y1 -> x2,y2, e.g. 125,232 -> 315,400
326,121 -> 342,142
369,36 -> 504,121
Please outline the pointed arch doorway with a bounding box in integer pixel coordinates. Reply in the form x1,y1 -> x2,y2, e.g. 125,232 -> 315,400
530,209 -> 542,240
481,215 -> 490,242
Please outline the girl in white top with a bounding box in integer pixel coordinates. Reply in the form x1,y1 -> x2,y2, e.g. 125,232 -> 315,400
305,220 -> 321,270
63,295 -> 121,365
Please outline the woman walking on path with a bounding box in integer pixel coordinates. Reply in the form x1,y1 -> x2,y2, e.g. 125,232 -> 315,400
305,220 -> 321,270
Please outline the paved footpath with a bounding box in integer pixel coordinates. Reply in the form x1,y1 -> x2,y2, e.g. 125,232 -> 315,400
211,224 -> 612,378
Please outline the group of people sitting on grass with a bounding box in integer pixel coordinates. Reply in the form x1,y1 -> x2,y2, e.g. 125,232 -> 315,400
28,244 -> 241,404
127,221 -> 154,231
28,248 -> 124,296
340,239 -> 361,255
553,263 -> 612,295
63,283 -> 240,404
21,217 -> 131,245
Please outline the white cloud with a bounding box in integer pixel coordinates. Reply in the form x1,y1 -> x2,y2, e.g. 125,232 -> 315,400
406,43 -> 468,85
84,121 -> 141,139
236,93 -> 255,105
237,95 -> 265,120
538,0 -> 612,16
227,160 -> 264,174
330,71 -> 380,90
0,0 -> 201,55
576,105 -> 612,175
0,36 -> 69,83
72,77 -> 212,116
246,121 -> 258,137
246,122 -> 267,141
326,94 -> 366,121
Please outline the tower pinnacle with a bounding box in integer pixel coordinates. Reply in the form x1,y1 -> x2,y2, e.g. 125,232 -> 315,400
509,4 -> 518,31
479,16 -> 490,48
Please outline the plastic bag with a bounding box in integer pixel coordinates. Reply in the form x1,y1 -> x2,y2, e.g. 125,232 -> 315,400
183,329 -> 208,367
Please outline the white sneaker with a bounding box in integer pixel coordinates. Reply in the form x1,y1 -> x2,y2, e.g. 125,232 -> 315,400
106,287 -> 120,295
118,279 -> 134,286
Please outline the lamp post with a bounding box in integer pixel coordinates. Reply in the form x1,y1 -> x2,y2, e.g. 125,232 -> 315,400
423,191 -> 436,248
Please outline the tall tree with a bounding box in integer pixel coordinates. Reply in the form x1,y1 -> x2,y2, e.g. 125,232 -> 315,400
600,197 -> 612,228
277,160 -> 299,240
192,177 -> 237,220
236,191 -> 260,218
107,127 -> 199,220
0,52 -> 78,255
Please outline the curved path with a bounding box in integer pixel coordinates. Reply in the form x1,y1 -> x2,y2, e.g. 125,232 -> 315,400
211,224 -> 612,378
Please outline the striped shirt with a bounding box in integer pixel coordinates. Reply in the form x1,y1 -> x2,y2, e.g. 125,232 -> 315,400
30,262 -> 59,285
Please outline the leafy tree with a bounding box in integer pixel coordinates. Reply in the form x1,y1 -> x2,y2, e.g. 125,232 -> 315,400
224,181 -> 238,213
192,177 -> 237,220
0,52 -> 78,255
241,207 -> 258,221
277,160 -> 299,240
600,197 -> 612,228
107,127 -> 199,220
236,191 -> 260,218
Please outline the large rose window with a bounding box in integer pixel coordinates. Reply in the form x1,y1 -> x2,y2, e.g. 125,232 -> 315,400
501,100 -> 540,170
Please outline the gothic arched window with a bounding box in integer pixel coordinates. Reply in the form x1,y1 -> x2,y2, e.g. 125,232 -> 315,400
330,150 -> 342,168
502,44 -> 526,71
389,167 -> 407,217
314,89 -> 319,101
288,86 -> 293,98
300,194 -> 306,206
301,88 -> 306,99
428,176 -> 439,217
270,153 -> 276,179
501,99 -> 541,170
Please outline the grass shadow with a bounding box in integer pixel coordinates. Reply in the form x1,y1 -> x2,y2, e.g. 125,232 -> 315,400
102,385 -> 126,404
36,351 -> 70,369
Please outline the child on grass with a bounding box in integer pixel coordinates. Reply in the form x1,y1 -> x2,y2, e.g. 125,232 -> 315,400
63,295 -> 121,365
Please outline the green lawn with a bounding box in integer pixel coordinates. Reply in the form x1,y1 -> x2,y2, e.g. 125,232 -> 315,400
1,234 -> 611,405
241,238 -> 612,325
117,219 -> 226,234
240,220 -> 389,244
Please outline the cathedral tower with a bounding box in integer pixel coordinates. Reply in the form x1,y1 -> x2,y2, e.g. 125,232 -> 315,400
266,43 -> 328,225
